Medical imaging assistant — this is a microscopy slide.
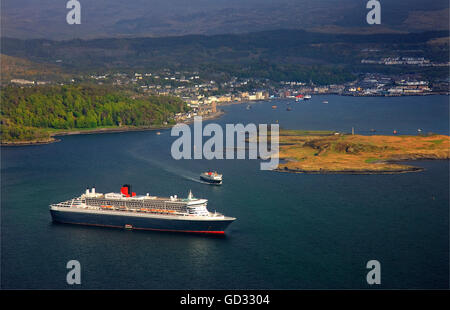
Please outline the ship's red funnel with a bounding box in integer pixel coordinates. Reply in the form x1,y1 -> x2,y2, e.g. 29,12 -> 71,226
121,184 -> 131,197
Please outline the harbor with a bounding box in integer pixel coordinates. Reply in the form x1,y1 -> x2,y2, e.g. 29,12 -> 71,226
1,95 -> 448,289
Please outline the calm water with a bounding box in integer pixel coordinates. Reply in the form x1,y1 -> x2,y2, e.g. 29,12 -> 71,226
1,95 -> 449,289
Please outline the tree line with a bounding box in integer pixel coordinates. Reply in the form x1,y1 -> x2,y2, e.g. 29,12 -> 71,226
1,84 -> 188,142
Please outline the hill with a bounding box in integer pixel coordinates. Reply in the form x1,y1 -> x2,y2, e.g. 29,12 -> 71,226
0,84 -> 188,144
0,54 -> 69,83
2,1 -> 448,40
2,29 -> 448,84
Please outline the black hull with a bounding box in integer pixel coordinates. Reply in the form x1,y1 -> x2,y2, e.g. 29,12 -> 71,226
200,176 -> 222,185
50,209 -> 234,234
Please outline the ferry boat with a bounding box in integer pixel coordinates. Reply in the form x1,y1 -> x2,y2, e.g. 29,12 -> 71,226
200,171 -> 223,185
50,185 -> 235,234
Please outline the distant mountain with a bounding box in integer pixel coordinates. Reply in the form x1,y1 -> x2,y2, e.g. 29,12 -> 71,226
0,54 -> 68,81
2,29 -> 447,69
1,0 -> 448,40
2,29 -> 448,86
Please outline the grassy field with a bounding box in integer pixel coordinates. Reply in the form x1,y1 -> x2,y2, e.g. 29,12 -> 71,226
276,130 -> 449,174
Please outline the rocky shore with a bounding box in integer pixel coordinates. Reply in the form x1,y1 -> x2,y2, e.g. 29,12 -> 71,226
0,137 -> 60,147
274,165 -> 425,175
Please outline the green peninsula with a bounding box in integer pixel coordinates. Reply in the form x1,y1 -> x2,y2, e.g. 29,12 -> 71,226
1,85 -> 188,145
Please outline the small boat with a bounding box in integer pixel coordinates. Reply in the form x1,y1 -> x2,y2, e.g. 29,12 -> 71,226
156,132 -> 161,135
286,107 -> 292,111
322,100 -> 328,104
304,94 -> 312,100
246,105 -> 251,110
200,171 -> 223,185
393,130 -> 398,134
295,94 -> 304,102
272,105 -> 277,109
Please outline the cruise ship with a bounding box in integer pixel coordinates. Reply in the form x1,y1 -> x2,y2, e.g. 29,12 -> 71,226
50,185 -> 235,234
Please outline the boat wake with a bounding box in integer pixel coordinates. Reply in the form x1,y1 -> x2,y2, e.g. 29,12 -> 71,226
126,146 -> 211,185
182,175 -> 212,185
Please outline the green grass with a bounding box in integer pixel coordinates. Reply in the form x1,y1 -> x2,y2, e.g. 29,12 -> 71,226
280,129 -> 335,136
365,157 -> 380,163
429,139 -> 444,145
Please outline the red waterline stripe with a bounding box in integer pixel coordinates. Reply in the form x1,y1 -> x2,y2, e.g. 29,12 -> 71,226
133,226 -> 225,234
55,221 -> 225,234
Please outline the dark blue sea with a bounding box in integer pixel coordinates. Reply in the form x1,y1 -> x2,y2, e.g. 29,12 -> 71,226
1,95 -> 449,289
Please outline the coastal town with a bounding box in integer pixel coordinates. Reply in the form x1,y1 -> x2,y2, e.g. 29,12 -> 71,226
10,69 -> 449,100
9,67 -> 449,122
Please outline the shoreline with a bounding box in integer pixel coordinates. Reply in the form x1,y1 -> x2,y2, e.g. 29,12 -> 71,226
3,92 -> 448,147
274,155 -> 450,174
0,138 -> 62,147
274,166 -> 425,175
1,110 -> 225,147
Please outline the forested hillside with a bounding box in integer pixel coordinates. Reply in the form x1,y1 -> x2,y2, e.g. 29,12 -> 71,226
1,85 -> 188,142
